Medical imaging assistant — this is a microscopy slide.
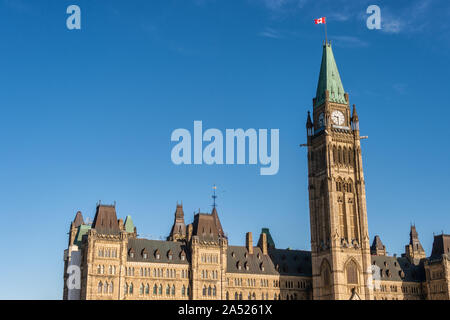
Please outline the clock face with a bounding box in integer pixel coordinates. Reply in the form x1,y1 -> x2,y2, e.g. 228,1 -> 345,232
318,113 -> 324,127
331,110 -> 345,126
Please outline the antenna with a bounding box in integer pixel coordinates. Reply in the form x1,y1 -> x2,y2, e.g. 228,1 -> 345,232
212,184 -> 218,209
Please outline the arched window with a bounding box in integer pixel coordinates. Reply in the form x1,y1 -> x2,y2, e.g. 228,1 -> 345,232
321,262 -> 331,287
98,281 -> 103,293
346,260 -> 359,284
203,286 -> 207,296
153,284 -> 157,295
124,283 -> 128,294
226,291 -> 229,300
172,285 -> 175,296
239,292 -> 243,300
182,285 -> 186,296
145,283 -> 149,295
274,293 -> 277,300
213,286 -> 217,297
208,286 -> 212,296
235,292 -> 238,300
166,285 -> 170,295
129,283 -> 133,294
158,284 -> 162,295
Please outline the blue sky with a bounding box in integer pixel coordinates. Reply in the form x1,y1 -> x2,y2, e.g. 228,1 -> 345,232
0,0 -> 449,299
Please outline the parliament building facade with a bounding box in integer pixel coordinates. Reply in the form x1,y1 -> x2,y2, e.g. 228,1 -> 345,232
63,43 -> 450,300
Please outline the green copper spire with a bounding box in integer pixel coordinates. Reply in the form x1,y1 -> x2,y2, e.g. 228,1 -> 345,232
315,43 -> 346,107
124,215 -> 135,233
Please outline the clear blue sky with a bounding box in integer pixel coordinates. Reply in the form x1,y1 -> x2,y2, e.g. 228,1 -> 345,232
0,0 -> 449,299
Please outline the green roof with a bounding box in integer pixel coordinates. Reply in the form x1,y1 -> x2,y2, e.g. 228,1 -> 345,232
74,224 -> 91,247
315,43 -> 346,107
124,215 -> 135,233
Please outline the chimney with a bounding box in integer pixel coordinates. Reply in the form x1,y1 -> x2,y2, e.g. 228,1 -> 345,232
246,232 -> 253,255
258,232 -> 268,255
187,224 -> 193,242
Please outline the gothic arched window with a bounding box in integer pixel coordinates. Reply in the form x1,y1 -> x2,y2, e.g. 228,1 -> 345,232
346,260 -> 359,284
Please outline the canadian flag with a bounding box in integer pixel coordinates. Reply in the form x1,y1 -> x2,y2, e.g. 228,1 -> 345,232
314,17 -> 326,24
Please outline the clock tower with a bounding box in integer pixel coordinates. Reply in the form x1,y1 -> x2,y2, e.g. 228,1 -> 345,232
306,42 -> 373,300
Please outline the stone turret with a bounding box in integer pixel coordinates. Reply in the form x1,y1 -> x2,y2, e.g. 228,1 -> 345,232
370,235 -> 386,256
405,225 -> 426,263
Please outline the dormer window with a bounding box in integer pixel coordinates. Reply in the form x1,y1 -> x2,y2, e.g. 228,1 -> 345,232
141,249 -> 148,259
257,253 -> 261,260
180,251 -> 186,261
168,250 -> 173,260
128,248 -> 135,258
154,249 -> 160,260
244,262 -> 249,271
244,252 -> 248,259
236,261 -> 242,270
260,263 -> 265,271
231,252 -> 236,258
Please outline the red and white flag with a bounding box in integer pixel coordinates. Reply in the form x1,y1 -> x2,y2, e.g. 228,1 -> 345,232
314,17 -> 326,24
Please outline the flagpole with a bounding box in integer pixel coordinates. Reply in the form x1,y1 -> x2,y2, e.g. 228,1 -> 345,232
325,20 -> 328,45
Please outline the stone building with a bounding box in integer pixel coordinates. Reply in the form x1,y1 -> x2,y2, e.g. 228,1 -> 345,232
63,204 -> 312,300
63,42 -> 449,300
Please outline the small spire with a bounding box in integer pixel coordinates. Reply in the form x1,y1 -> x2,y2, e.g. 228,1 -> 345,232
306,111 -> 313,129
351,104 -> 359,122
